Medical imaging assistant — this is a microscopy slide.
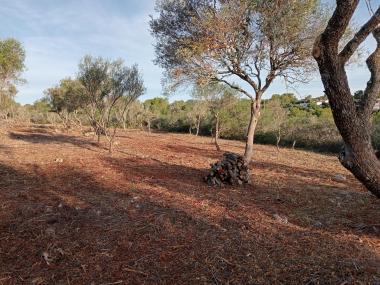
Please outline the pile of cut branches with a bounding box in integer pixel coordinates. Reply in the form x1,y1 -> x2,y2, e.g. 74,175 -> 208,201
204,152 -> 251,186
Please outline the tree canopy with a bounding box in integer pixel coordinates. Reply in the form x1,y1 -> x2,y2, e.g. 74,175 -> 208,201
151,0 -> 329,161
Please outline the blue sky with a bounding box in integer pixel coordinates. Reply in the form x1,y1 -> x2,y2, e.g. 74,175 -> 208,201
0,0 -> 377,104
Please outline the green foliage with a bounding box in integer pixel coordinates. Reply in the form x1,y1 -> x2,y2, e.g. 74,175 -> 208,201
0,38 -> 26,120
45,78 -> 86,114
0,38 -> 25,86
77,55 -> 145,138
143,97 -> 169,116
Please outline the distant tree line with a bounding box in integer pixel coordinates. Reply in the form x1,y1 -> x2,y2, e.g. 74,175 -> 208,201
9,90 -> 378,154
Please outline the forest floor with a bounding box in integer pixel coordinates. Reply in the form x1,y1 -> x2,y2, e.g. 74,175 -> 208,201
0,124 -> 379,285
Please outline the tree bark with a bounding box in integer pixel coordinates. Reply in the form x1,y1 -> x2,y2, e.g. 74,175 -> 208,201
214,114 -> 220,151
292,140 -> 296,150
196,116 -> 201,136
244,101 -> 260,163
276,128 -> 281,152
313,3 -> 380,198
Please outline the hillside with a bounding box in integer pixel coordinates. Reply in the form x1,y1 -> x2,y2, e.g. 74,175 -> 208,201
0,125 -> 379,284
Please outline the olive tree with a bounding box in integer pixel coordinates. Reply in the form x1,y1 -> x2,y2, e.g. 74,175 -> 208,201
45,78 -> 86,129
313,1 -> 380,198
193,83 -> 237,151
150,0 -> 328,162
78,56 -> 145,153
0,38 -> 25,120
259,99 -> 288,151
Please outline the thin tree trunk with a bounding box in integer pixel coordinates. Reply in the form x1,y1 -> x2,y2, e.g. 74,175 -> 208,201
244,101 -> 260,163
214,114 -> 220,151
147,120 -> 151,133
276,128 -> 281,152
189,125 -> 192,135
292,140 -> 296,150
196,116 -> 201,136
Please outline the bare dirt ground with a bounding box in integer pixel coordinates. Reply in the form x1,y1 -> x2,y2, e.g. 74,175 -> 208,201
0,125 -> 379,285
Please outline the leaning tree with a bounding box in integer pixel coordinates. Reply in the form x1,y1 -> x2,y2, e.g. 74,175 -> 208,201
151,0 -> 328,162
313,1 -> 380,198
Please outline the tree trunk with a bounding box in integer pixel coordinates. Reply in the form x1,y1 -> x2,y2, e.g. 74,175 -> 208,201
214,114 -> 220,151
276,129 -> 281,152
196,116 -> 201,136
147,120 -> 151,133
243,101 -> 260,163
292,140 -> 296,150
189,125 -> 192,135
313,14 -> 380,198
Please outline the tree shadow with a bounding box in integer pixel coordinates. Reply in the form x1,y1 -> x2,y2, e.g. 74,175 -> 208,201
255,160 -> 357,186
0,161 -> 379,284
8,131 -> 98,151
102,155 -> 380,239
0,144 -> 13,156
164,143 -> 222,159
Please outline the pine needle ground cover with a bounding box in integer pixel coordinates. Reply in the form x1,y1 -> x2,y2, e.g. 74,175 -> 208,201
0,125 -> 379,284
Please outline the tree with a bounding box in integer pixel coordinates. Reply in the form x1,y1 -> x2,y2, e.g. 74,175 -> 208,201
78,55 -> 145,153
0,38 -> 25,120
193,83 -> 237,151
193,100 -> 209,136
151,0 -> 328,162
313,1 -> 380,198
142,97 -> 169,132
45,78 -> 86,129
260,99 -> 288,151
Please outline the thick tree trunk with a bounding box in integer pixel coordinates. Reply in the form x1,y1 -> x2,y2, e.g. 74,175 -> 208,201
214,114 -> 220,151
313,7 -> 380,198
243,101 -> 260,163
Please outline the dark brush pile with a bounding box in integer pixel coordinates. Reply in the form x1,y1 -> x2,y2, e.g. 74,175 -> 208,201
204,152 -> 251,186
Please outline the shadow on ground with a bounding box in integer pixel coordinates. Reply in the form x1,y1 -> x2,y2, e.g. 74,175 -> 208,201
8,130 -> 97,151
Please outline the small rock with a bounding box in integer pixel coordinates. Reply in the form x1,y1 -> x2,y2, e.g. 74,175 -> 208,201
273,214 -> 288,224
333,174 -> 346,182
54,158 -> 63,163
42,251 -> 53,265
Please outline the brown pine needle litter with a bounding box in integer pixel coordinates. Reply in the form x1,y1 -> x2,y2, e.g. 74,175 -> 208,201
0,125 -> 379,284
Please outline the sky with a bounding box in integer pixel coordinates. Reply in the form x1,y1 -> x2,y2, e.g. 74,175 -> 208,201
0,0 -> 378,105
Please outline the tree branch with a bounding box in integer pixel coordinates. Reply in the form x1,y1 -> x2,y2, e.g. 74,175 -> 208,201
340,7 -> 380,63
213,77 -> 253,99
319,0 -> 359,50
359,27 -> 380,119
